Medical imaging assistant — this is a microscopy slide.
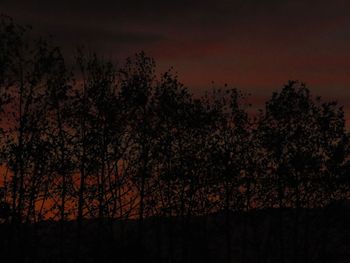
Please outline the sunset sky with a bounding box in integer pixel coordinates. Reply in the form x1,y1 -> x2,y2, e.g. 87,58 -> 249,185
1,0 -> 350,119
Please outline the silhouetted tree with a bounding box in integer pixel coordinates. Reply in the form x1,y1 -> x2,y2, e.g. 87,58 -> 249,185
257,81 -> 350,263
203,87 -> 252,263
0,15 -> 75,261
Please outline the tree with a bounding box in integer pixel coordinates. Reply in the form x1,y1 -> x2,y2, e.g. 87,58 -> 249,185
204,87 -> 251,263
257,81 -> 350,263
0,15 -> 75,261
119,52 -> 157,249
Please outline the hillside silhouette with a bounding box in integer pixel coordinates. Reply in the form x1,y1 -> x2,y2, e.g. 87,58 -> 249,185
0,204 -> 350,263
0,15 -> 349,263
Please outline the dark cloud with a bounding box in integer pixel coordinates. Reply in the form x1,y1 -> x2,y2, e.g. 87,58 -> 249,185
1,0 -> 349,48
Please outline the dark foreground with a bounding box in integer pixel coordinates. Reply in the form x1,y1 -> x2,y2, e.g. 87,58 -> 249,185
0,204 -> 349,263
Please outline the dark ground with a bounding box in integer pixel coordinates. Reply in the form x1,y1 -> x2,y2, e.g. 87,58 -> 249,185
0,202 -> 349,263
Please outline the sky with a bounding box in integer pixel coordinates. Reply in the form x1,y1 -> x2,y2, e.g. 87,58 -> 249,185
1,0 -> 350,117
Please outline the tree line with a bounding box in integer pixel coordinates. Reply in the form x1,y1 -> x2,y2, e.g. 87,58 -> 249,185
0,15 -> 349,263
